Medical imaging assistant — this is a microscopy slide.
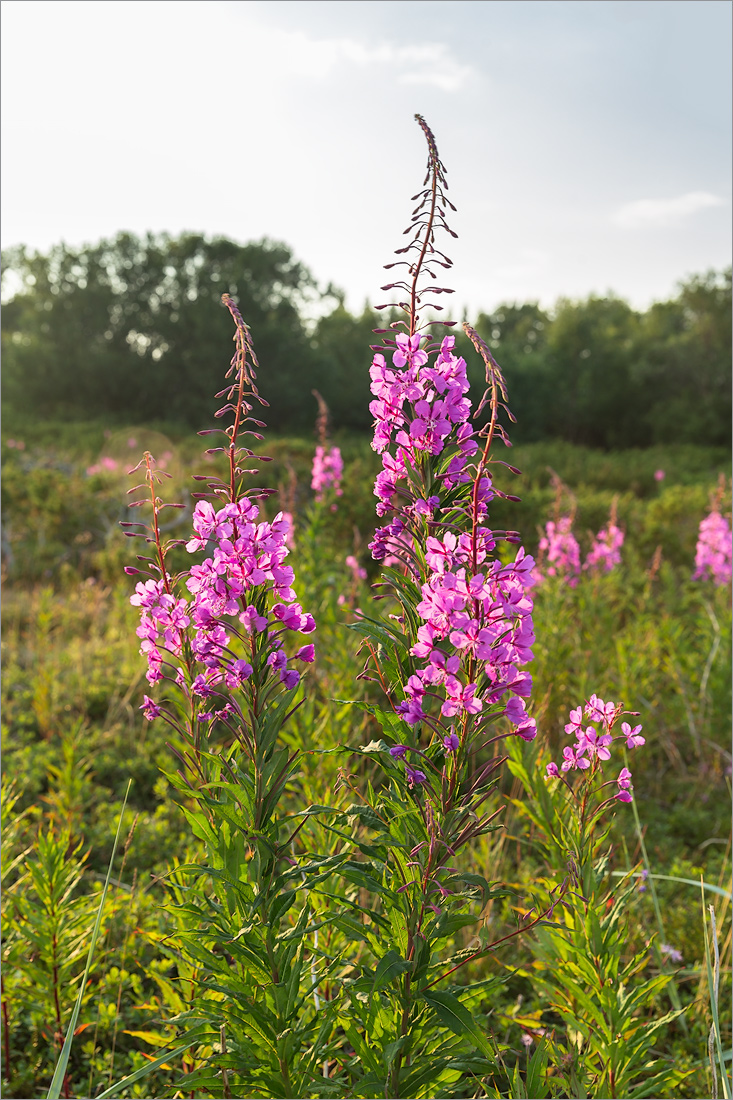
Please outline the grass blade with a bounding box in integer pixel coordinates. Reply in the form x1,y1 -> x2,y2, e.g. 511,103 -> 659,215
46,780 -> 132,1100
703,885 -> 732,1100
611,871 -> 733,901
94,1039 -> 199,1099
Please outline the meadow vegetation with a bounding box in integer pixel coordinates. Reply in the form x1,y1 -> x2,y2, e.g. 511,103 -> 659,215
1,118 -> 731,1100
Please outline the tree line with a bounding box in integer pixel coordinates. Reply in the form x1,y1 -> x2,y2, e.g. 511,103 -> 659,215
2,232 -> 730,448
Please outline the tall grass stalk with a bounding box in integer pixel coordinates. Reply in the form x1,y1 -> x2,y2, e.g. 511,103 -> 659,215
46,780 -> 132,1100
704,889 -> 732,1100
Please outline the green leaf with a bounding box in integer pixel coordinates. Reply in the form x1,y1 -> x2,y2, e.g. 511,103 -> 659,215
358,739 -> 390,755
434,912 -> 480,939
525,1039 -> 552,1099
341,859 -> 394,898
423,990 -> 495,1062
269,889 -> 297,926
383,1035 -> 408,1069
345,803 -> 387,832
372,949 -> 413,992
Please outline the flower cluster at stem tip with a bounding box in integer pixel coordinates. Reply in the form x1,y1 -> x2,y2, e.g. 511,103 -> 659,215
693,509 -> 732,586
533,515 -> 625,585
368,331 -> 537,750
584,522 -> 624,574
128,473 -> 314,730
546,694 -> 645,804
131,496 -> 316,718
536,516 -> 581,586
311,444 -> 343,503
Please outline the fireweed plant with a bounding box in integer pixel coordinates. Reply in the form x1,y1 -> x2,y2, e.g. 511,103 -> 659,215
693,477 -> 732,587
535,516 -> 581,587
504,719 -> 687,1100
120,117 -> 661,1100
311,390 -> 344,507
533,506 -> 625,587
583,503 -> 625,576
124,296 -> 329,1098
337,116 -> 648,1099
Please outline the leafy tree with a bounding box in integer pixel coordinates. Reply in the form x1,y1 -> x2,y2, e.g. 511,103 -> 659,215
1,233 -> 335,429
473,303 -> 553,443
310,301 -> 380,432
632,268 -> 732,446
2,235 -> 730,447
543,295 -> 641,448
472,274 -> 731,449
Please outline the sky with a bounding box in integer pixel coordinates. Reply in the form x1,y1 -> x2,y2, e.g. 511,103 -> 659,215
2,0 -> 731,318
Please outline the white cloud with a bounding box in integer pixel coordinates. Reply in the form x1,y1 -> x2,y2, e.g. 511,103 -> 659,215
263,29 -> 474,91
613,191 -> 725,228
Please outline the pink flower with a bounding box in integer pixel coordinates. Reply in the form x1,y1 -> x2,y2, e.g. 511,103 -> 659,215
538,517 -> 580,585
311,445 -> 344,502
132,481 -> 316,701
585,694 -> 615,726
368,331 -> 535,747
654,469 -> 665,482
505,695 -> 529,727
584,523 -> 624,574
516,719 -> 537,742
130,579 -> 165,609
561,745 -> 590,771
545,761 -> 559,777
240,605 -> 268,633
564,706 -> 584,736
621,721 -> 645,749
345,554 -> 367,581
581,727 -> 612,761
616,767 -> 633,802
693,510 -> 732,586
393,332 -> 428,370
140,695 -> 161,720
224,659 -> 253,689
396,697 -> 426,725
441,679 -> 482,718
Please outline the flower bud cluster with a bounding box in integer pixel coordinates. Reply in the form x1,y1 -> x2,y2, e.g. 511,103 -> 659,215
368,332 -> 537,743
131,496 -> 315,710
693,510 -> 732,586
311,444 -> 344,502
545,694 -> 645,803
